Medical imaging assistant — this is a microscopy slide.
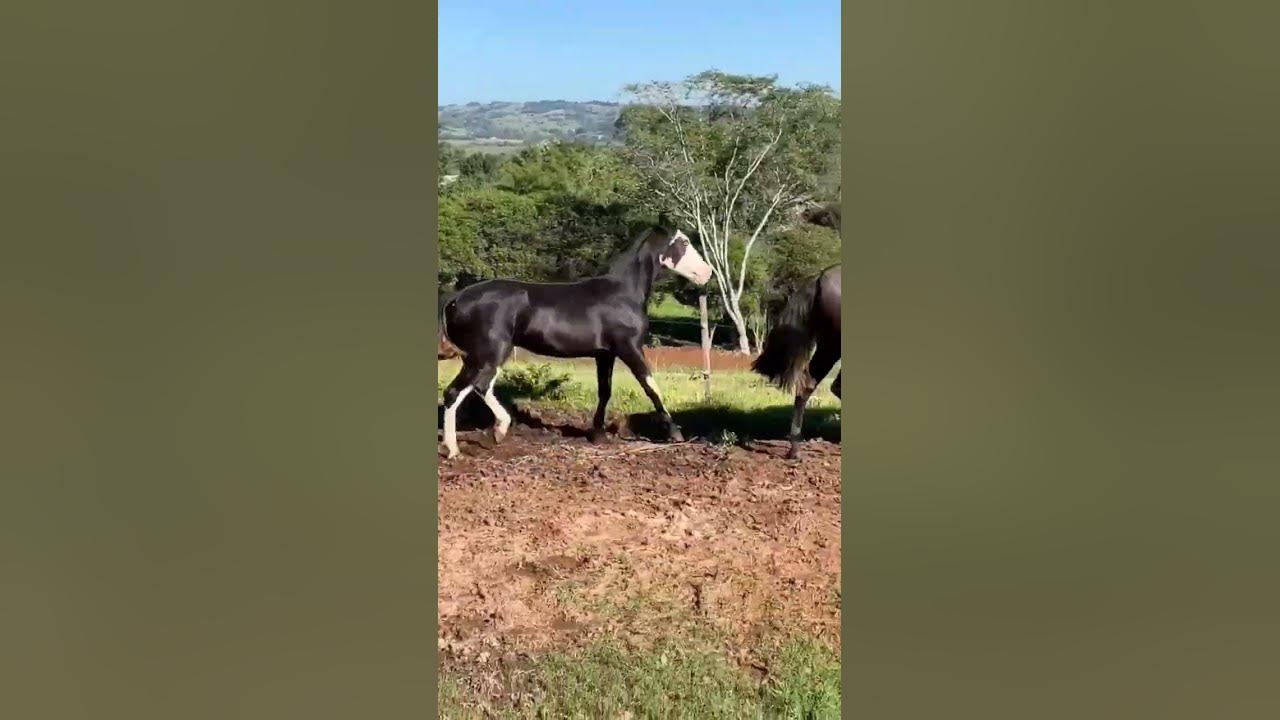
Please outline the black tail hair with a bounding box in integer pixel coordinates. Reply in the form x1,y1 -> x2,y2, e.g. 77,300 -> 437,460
438,292 -> 462,359
750,275 -> 819,394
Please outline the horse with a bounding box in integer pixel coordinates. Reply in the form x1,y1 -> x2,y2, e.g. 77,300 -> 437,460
438,223 -> 713,459
750,263 -> 841,459
800,201 -> 841,232
751,200 -> 842,459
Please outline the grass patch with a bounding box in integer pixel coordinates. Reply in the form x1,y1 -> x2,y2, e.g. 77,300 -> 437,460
439,359 -> 839,442
649,293 -> 699,321
442,138 -> 529,155
762,638 -> 842,719
438,636 -> 840,719
646,295 -> 716,346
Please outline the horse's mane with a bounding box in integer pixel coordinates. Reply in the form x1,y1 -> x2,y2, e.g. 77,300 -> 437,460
606,227 -> 660,277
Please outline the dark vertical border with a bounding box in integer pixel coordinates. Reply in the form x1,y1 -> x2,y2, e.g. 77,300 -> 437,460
426,4 -> 441,714
838,0 -> 854,709
1,1 -> 440,716
844,1 -> 1279,716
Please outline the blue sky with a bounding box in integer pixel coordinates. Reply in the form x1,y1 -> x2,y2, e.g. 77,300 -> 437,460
438,0 -> 840,105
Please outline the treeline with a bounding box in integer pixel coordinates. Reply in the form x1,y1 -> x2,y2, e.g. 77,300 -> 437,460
438,140 -> 839,335
439,71 -> 841,353
438,141 -> 648,289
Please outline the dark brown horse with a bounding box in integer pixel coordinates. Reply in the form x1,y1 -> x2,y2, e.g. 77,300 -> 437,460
752,201 -> 842,459
800,201 -> 841,231
751,264 -> 841,459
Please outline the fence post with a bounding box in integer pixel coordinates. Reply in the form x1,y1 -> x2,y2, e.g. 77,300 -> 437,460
699,293 -> 712,401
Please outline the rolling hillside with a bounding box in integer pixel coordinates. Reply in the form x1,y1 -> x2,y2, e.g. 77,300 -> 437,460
438,100 -> 621,151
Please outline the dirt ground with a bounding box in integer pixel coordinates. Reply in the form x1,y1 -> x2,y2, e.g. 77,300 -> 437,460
642,346 -> 757,371
438,409 -> 841,674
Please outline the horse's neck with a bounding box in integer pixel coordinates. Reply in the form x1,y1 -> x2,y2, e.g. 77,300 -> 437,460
613,251 -> 658,305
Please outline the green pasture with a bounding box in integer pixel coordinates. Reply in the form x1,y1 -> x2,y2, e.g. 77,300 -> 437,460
437,358 -> 840,444
439,634 -> 840,719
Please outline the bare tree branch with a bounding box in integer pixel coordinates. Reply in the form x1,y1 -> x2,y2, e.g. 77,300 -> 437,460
736,186 -> 789,298
620,72 -> 839,353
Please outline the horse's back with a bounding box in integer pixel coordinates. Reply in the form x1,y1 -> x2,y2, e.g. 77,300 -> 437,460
524,276 -> 624,305
449,275 -> 636,358
457,276 -> 620,306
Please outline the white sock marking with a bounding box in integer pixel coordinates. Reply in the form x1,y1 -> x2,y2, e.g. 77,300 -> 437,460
443,385 -> 473,459
643,375 -> 663,401
483,374 -> 510,439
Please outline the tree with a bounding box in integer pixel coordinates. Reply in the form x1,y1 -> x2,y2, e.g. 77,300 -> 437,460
760,221 -> 840,318
438,141 -> 463,177
619,71 -> 840,353
436,142 -> 653,289
438,186 -> 542,289
457,152 -> 503,180
498,141 -> 638,207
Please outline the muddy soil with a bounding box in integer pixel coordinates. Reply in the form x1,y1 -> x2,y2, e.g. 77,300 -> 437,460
438,410 -> 841,672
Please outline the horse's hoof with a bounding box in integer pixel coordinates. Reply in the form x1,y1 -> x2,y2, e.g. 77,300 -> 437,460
785,446 -> 800,460
445,447 -> 460,460
493,426 -> 508,444
669,427 -> 685,443
588,428 -> 606,444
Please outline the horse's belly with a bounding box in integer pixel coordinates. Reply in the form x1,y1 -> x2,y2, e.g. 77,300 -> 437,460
514,326 -> 601,358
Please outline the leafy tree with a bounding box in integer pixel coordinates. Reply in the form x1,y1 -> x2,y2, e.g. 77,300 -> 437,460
438,192 -> 485,283
438,141 -> 463,177
495,141 -> 649,281
619,70 -> 840,352
438,186 -> 542,288
498,141 -> 638,206
761,222 -> 840,317
438,142 -> 655,289
457,151 -> 503,181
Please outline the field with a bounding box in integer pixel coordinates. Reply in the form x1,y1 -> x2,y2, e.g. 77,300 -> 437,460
442,138 -> 529,156
438,355 -> 841,718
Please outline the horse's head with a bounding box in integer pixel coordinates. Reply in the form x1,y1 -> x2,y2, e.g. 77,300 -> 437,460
800,202 -> 841,231
650,224 -> 712,285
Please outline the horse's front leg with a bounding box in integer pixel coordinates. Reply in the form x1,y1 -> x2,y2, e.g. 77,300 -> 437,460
590,354 -> 615,443
618,347 -> 682,442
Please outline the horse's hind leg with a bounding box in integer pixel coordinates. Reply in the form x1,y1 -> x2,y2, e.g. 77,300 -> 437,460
477,366 -> 511,444
456,338 -> 513,447
589,353 -> 615,443
618,346 -> 682,442
442,362 -> 480,459
787,339 -> 839,460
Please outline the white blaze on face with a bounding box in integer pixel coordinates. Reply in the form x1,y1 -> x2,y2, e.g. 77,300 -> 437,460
660,230 -> 713,285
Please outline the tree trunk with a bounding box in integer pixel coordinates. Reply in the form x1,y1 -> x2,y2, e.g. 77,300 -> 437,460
730,311 -> 751,355
714,289 -> 752,355
698,293 -> 712,402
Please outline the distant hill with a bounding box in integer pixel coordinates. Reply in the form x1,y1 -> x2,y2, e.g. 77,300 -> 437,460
438,100 -> 622,150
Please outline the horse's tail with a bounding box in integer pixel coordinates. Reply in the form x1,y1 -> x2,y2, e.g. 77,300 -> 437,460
751,274 -> 819,394
438,293 -> 463,360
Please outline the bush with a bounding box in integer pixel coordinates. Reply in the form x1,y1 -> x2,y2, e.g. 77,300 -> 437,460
499,363 -> 572,401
